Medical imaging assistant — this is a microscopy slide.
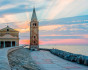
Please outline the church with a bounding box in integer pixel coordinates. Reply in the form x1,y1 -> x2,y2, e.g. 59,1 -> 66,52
0,26 -> 19,48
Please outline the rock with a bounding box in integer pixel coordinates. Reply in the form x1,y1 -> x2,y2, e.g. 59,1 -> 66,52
84,57 -> 88,65
49,49 -> 88,66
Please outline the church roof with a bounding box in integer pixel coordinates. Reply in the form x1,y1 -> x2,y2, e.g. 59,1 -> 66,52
31,7 -> 37,21
0,26 -> 19,32
0,34 -> 18,39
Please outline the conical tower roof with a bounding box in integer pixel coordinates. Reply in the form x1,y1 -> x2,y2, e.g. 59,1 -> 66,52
31,7 -> 37,21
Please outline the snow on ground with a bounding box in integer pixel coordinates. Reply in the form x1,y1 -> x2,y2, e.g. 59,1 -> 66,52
0,48 -> 11,70
31,50 -> 88,70
0,47 -> 22,70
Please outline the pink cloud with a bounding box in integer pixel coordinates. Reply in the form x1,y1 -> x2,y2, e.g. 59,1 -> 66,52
39,25 -> 63,31
40,39 -> 88,45
20,39 -> 88,45
83,35 -> 88,38
40,34 -> 88,39
19,39 -> 30,45
19,39 -> 44,45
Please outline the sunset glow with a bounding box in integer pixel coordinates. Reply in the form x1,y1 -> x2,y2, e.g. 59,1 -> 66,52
0,0 -> 88,45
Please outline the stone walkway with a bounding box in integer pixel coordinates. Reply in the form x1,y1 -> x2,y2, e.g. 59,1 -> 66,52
31,50 -> 88,70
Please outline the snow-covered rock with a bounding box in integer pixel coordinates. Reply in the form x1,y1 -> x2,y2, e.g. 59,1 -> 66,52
49,49 -> 88,66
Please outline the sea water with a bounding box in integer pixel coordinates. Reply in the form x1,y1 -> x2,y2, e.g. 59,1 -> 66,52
40,45 -> 88,56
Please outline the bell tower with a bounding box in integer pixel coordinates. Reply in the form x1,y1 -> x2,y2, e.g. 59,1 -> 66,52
30,8 -> 39,50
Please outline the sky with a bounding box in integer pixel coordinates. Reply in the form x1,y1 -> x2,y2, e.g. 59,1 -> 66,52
0,0 -> 88,45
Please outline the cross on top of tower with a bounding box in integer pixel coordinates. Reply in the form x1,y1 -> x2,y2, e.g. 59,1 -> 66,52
31,7 -> 37,21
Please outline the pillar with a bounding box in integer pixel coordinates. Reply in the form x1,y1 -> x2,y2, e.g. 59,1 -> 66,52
4,41 -> 5,48
11,41 -> 12,47
15,41 -> 16,46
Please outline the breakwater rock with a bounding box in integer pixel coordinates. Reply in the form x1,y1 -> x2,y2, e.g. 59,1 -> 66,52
48,49 -> 88,66
40,48 -> 88,66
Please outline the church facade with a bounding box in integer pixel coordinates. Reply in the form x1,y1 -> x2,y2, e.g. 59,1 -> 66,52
30,8 -> 39,50
0,26 -> 19,48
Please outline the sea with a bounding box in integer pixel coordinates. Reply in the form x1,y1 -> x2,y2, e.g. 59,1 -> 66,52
39,45 -> 88,56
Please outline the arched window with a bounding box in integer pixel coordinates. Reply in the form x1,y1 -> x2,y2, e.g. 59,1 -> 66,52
35,23 -> 36,26
7,29 -> 9,31
34,36 -> 36,38
34,41 -> 35,44
33,23 -> 36,26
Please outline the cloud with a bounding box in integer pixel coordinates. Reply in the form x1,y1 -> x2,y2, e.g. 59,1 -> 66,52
1,0 -> 88,20
16,33 -> 88,45
39,25 -> 63,31
15,21 -> 30,33
16,28 -> 29,33
40,34 -> 81,37
40,39 -> 88,45
0,13 -> 27,23
19,39 -> 30,45
0,0 -> 88,45
39,0 -> 88,20
40,15 -> 88,26
39,23 -> 88,32
0,2 -> 27,10
19,39 -> 44,45
83,35 -> 88,38
40,34 -> 88,39
47,0 -> 74,19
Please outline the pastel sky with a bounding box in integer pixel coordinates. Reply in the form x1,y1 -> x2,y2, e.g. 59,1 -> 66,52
0,0 -> 88,45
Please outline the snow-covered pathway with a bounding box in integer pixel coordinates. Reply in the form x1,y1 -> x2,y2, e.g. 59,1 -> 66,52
31,50 -> 88,70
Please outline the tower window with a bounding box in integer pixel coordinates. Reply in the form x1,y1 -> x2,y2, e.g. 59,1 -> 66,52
33,23 -> 36,26
34,36 -> 36,38
7,29 -> 9,31
34,41 -> 35,44
35,23 -> 36,26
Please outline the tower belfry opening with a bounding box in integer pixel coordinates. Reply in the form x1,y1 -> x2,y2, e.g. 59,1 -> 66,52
30,7 -> 39,50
